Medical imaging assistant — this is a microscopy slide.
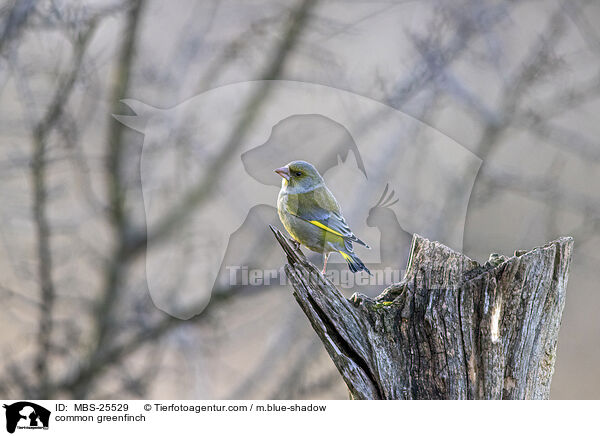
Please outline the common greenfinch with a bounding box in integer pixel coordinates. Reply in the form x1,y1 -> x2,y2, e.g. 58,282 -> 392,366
275,160 -> 371,275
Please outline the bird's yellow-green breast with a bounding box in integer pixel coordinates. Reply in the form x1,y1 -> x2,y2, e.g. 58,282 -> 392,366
278,189 -> 345,254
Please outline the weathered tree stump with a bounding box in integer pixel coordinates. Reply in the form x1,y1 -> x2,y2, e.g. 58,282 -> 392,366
270,226 -> 573,399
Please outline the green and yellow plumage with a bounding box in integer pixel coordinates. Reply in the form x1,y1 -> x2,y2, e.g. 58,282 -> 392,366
274,160 -> 371,275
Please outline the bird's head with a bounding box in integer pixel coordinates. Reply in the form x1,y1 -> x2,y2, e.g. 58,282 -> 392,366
274,160 -> 324,191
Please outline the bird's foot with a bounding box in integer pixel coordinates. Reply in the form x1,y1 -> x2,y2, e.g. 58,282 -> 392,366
289,238 -> 301,251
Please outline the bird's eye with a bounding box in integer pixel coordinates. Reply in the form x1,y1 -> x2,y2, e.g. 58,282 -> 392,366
295,171 -> 302,177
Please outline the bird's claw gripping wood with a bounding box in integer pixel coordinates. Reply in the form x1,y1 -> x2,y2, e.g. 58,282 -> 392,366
270,225 -> 307,266
290,238 -> 301,251
271,225 -> 573,400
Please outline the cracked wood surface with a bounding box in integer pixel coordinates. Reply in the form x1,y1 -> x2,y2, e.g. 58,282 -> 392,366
270,225 -> 573,399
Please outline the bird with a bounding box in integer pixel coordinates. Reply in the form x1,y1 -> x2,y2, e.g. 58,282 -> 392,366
274,160 -> 371,275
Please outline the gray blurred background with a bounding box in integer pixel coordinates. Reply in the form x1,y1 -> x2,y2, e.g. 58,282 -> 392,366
0,0 -> 598,399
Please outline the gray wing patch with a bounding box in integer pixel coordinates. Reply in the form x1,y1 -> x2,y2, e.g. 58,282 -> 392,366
291,207 -> 370,249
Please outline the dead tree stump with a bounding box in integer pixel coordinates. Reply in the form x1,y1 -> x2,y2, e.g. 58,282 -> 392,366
270,226 -> 573,399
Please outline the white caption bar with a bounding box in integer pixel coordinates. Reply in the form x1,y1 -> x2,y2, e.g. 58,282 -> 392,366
0,400 -> 597,435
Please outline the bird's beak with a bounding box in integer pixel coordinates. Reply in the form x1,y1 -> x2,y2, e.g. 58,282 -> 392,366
274,166 -> 291,181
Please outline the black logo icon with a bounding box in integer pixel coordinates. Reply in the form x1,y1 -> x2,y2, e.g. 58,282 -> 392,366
3,402 -> 50,433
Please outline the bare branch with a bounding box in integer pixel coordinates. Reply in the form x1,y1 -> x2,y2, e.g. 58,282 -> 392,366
0,0 -> 38,55
130,0 -> 318,254
31,21 -> 97,399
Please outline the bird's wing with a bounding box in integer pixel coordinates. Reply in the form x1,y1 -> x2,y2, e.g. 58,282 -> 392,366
292,189 -> 370,248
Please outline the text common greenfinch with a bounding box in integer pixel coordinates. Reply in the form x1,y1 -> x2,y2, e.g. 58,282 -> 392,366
275,160 -> 371,275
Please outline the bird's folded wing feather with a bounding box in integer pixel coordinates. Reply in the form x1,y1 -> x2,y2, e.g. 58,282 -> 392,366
290,189 -> 370,248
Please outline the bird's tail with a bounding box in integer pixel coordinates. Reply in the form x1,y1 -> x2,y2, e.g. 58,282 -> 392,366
338,250 -> 371,275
